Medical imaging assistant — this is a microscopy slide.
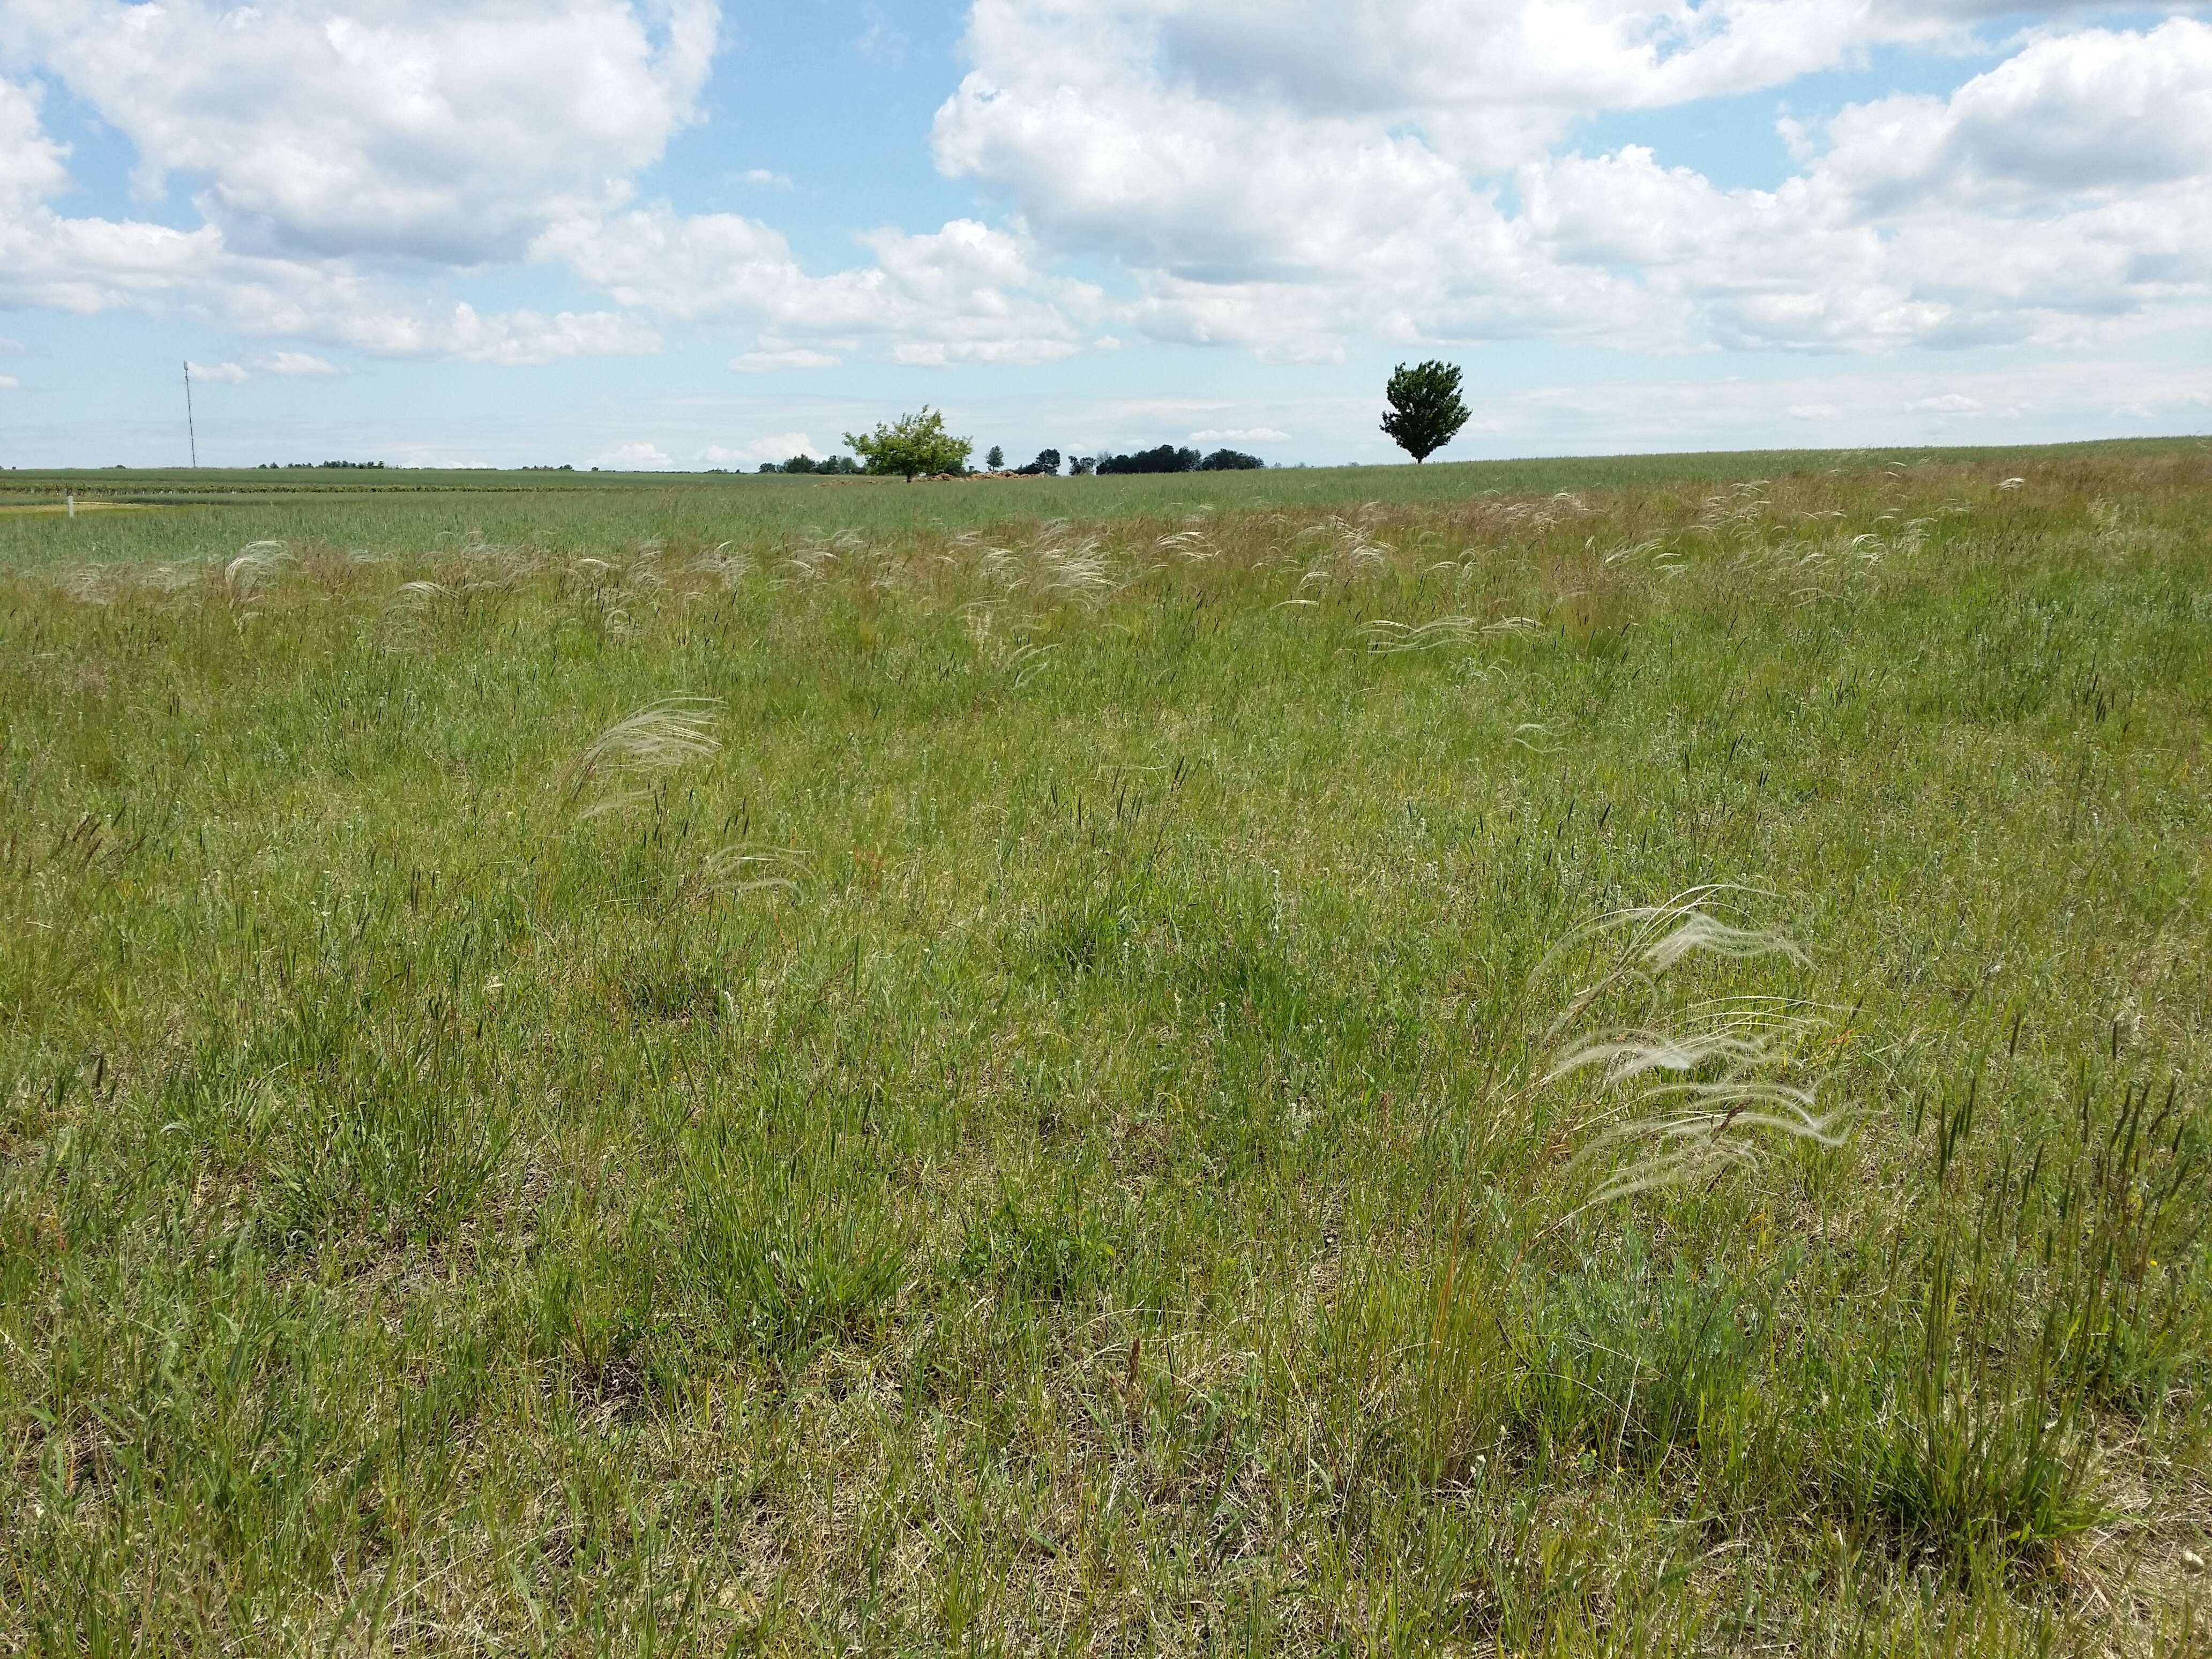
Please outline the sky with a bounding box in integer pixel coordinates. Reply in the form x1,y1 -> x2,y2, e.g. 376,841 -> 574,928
1,0 -> 2208,469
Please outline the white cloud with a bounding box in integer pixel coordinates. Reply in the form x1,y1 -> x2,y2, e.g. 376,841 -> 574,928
187,360 -> 250,383
0,72 -> 662,364
542,208 -> 1096,364
2,1 -> 716,263
0,375 -> 17,390
933,5 -> 2212,358
732,347 -> 842,372
591,442 -> 677,470
1190,427 -> 1290,443
5,0 -> 2207,405
1907,393 -> 1986,413
1486,354 -> 2212,453
0,77 -> 68,210
704,434 -> 820,465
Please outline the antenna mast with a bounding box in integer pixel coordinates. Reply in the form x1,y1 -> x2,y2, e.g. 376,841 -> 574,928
183,360 -> 198,468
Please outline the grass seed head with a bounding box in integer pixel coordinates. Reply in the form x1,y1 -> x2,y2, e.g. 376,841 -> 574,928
561,697 -> 723,819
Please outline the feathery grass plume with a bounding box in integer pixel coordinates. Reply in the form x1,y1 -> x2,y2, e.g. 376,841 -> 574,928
1156,528 -> 1220,562
977,525 -> 1117,609
684,843 -> 812,902
58,566 -> 115,606
781,528 -> 866,584
688,541 -> 752,589
560,697 -> 722,821
223,540 -> 293,604
1532,886 -> 1846,1208
1359,615 -> 1542,654
390,579 -> 451,610
1005,641 -> 1059,688
1295,510 -> 1393,587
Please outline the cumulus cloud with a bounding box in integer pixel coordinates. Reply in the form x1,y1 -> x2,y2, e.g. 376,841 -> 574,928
0,68 -> 664,364
732,347 -> 842,372
2,0 -> 717,263
541,208 -> 1097,364
592,441 -> 678,470
173,349 -> 340,381
934,3 -> 2212,358
4,0 -> 2208,392
1190,427 -> 1290,442
0,375 -> 17,390
0,77 -> 68,210
704,434 -> 820,465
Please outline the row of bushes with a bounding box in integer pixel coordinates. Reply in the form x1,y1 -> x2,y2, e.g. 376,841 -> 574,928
756,445 -> 1267,477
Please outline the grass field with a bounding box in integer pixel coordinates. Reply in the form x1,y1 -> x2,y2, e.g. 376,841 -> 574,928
3,438 -> 2198,572
4,441 -> 2211,1652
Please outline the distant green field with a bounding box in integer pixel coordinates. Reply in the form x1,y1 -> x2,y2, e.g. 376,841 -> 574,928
3,436 -> 2203,571
5,440 -> 2211,1650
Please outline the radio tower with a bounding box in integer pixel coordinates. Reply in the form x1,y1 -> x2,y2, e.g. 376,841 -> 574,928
183,361 -> 198,467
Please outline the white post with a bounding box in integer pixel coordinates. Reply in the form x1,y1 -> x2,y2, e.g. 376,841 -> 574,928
66,494 -> 75,519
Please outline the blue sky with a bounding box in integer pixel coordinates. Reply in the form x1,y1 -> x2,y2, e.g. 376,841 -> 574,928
1,1 -> 2207,469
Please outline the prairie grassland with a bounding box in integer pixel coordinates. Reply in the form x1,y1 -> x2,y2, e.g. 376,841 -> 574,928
3,446 -> 2211,1653
3,437 -> 2196,573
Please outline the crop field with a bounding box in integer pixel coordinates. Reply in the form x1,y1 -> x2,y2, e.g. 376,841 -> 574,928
4,442 -> 2211,1653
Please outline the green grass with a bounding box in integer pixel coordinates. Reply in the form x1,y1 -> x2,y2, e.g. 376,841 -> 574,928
4,443 -> 2211,1652
5,436 -> 2203,573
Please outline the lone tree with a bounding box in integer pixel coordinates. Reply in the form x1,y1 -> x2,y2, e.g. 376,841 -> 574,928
845,407 -> 974,480
985,445 -> 1005,470
1380,360 -> 1470,463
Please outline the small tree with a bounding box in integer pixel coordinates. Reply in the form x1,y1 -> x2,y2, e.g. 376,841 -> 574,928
1380,360 -> 1470,464
845,408 -> 974,481
985,445 -> 1005,470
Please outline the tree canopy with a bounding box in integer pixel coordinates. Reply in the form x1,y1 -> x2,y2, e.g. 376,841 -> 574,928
1380,360 -> 1470,464
1097,445 -> 1201,475
1093,444 -> 1263,475
845,408 -> 974,480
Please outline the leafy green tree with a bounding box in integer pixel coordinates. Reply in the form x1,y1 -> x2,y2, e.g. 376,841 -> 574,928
1097,444 -> 1201,475
846,408 -> 974,481
1380,360 -> 1470,464
985,445 -> 1005,470
782,453 -> 817,474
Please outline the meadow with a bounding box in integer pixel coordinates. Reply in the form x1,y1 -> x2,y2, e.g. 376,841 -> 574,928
3,441 -> 2210,1653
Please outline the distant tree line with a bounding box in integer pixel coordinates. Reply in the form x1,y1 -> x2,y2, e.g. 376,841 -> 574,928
739,410 -> 1282,482
256,460 -> 388,469
1093,445 -> 1263,475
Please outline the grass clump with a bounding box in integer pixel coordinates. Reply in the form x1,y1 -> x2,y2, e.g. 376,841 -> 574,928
3,443 -> 2211,1650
